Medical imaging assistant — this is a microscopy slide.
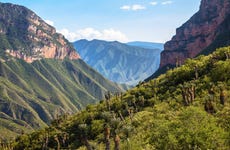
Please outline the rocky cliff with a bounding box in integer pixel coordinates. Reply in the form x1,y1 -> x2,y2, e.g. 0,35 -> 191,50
160,0 -> 230,68
0,3 -> 80,62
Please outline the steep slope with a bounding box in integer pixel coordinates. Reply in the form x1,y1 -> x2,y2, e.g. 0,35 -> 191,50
127,41 -> 164,50
160,0 -> 230,68
0,2 -> 123,139
10,46 -> 230,150
73,39 -> 162,85
0,59 -> 123,139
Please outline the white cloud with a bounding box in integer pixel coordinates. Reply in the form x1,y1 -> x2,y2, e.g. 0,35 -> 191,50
150,1 -> 158,6
132,5 -> 146,10
58,28 -> 129,42
58,28 -> 78,41
161,1 -> 173,5
44,20 -> 54,26
120,4 -> 146,11
120,5 -> 131,10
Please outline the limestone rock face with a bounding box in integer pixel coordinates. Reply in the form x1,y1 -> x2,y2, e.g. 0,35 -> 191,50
160,0 -> 230,68
0,3 -> 80,62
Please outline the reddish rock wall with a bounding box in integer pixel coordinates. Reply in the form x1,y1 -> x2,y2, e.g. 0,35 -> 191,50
160,0 -> 230,67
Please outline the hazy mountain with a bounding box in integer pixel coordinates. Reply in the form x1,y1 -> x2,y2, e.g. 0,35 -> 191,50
127,41 -> 164,50
73,39 -> 162,85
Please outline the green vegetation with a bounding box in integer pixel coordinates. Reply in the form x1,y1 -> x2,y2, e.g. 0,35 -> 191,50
6,46 -> 230,150
145,64 -> 175,82
0,58 -> 123,140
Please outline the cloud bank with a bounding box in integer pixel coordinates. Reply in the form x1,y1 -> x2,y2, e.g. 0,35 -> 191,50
162,1 -> 173,5
150,1 -> 158,6
58,28 -> 129,42
120,4 -> 146,11
121,1 -> 173,11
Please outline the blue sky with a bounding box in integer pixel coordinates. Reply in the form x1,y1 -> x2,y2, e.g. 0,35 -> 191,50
1,0 -> 201,43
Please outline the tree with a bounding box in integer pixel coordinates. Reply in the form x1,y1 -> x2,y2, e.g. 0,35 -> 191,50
105,91 -> 112,111
54,135 -> 60,150
150,107 -> 227,149
78,124 -> 93,150
180,82 -> 196,106
111,118 -> 121,150
104,125 -> 110,150
220,87 -> 226,105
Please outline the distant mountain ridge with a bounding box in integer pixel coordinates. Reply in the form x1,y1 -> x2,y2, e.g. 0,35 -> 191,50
127,41 -> 164,50
73,39 -> 162,85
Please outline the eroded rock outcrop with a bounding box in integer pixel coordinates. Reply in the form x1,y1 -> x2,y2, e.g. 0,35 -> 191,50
160,0 -> 230,68
0,3 -> 80,62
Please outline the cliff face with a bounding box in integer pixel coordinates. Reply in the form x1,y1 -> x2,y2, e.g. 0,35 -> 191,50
0,3 -> 80,62
160,0 -> 230,67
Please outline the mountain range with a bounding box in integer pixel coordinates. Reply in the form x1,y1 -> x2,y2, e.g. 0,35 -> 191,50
6,0 -> 229,148
73,39 -> 162,85
0,2 -> 124,139
127,41 -> 164,50
0,0 -> 230,148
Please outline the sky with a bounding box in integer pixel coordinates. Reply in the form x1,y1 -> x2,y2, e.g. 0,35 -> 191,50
1,0 -> 201,43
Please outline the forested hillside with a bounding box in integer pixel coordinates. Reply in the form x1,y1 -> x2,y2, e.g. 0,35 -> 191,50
7,46 -> 230,150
